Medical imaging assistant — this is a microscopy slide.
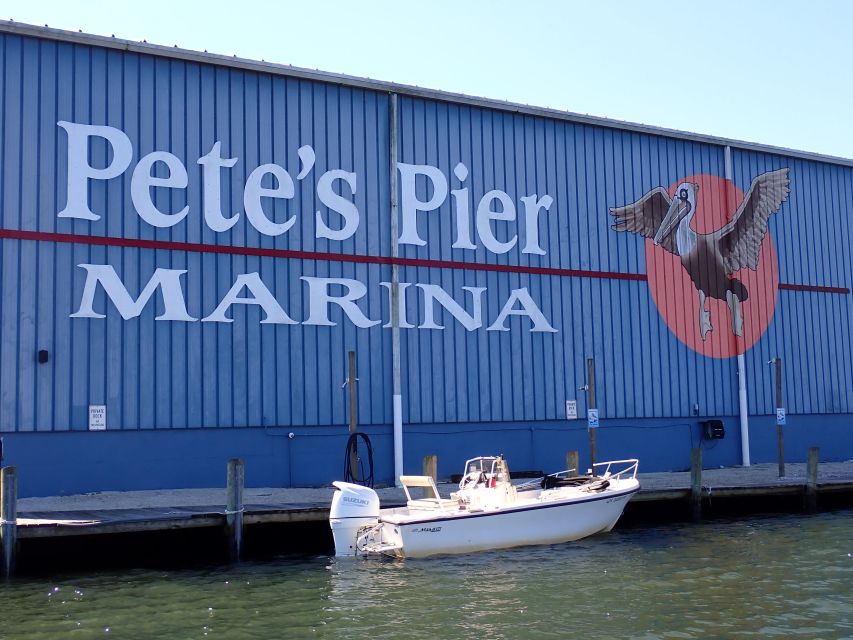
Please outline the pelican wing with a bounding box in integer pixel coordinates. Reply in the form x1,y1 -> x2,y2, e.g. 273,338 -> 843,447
713,168 -> 790,272
610,187 -> 678,254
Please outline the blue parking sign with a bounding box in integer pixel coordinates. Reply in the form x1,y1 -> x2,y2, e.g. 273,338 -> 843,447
587,408 -> 599,428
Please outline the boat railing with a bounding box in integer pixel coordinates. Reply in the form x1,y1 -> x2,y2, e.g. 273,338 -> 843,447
592,459 -> 639,481
515,458 -> 638,492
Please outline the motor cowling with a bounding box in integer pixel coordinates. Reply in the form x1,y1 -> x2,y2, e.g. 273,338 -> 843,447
329,481 -> 380,556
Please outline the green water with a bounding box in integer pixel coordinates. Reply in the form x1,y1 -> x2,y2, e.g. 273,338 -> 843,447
2,511 -> 851,639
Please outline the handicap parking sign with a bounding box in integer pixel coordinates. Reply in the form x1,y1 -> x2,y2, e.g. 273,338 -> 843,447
776,408 -> 786,426
587,408 -> 599,428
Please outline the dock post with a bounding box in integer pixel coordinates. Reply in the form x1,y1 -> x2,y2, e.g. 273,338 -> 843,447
1,466 -> 17,577
690,448 -> 702,521
566,450 -> 579,477
774,358 -> 785,477
346,351 -> 359,483
422,455 -> 437,482
586,358 -> 597,472
226,459 -> 245,562
805,447 -> 819,513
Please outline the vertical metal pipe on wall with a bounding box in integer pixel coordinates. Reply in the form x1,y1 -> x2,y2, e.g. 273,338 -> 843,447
725,145 -> 751,467
389,92 -> 404,485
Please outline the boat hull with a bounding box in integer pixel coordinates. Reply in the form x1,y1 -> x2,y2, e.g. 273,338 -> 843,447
386,484 -> 638,558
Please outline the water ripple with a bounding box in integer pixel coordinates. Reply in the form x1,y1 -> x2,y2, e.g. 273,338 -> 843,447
1,511 -> 851,639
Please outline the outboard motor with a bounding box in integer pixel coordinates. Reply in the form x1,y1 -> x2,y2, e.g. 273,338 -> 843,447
329,481 -> 380,556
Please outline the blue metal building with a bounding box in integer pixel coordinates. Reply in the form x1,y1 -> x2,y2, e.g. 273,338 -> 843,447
1,22 -> 851,497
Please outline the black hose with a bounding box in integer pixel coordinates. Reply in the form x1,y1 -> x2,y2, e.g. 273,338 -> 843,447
343,432 -> 374,488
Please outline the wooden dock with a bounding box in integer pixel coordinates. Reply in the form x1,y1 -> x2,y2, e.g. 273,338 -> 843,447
12,460 -> 853,537
2,459 -> 852,574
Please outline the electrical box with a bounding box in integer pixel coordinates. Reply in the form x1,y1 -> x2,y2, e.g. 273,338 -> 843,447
702,419 -> 725,440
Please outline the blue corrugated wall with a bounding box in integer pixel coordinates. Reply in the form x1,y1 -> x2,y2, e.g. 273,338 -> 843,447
0,29 -> 851,496
0,34 -> 394,433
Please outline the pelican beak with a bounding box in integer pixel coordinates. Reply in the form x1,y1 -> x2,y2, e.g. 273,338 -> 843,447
653,198 -> 690,245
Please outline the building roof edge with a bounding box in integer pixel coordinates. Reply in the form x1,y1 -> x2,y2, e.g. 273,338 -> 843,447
2,20 -> 851,169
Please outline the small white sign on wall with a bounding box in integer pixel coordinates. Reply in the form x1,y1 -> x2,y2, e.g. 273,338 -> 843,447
565,400 -> 578,420
88,405 -> 106,431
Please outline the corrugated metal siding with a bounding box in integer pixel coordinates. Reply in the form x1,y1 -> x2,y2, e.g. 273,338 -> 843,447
734,149 -> 853,416
0,33 -> 392,432
0,30 -> 851,436
396,96 -> 740,423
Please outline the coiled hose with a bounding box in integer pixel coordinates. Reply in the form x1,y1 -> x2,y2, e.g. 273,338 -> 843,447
343,432 -> 374,488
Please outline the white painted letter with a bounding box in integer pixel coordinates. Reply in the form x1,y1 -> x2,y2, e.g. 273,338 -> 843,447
243,164 -> 296,236
202,273 -> 296,324
379,281 -> 415,329
397,163 -> 448,246
197,141 -> 239,232
71,264 -> 195,321
451,162 -> 476,250
58,121 -> 133,221
520,194 -> 553,255
315,169 -> 359,241
417,284 -> 485,331
476,190 -> 517,254
301,277 -> 380,328
487,288 -> 556,332
131,151 -> 190,227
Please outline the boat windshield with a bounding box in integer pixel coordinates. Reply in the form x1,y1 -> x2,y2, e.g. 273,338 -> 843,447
463,457 -> 510,483
465,457 -> 498,476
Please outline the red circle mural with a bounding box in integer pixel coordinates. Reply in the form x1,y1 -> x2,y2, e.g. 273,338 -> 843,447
644,174 -> 779,359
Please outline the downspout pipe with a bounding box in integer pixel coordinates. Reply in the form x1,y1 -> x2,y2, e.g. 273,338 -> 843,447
389,93 -> 404,485
725,145 -> 751,466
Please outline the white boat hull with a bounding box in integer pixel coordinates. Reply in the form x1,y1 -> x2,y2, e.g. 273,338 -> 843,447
379,485 -> 638,558
330,457 -> 641,559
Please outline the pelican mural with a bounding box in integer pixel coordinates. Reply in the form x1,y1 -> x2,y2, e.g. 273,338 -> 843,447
610,169 -> 789,339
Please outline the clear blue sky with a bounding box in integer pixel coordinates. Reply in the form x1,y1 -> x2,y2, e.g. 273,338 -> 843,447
3,0 -> 851,159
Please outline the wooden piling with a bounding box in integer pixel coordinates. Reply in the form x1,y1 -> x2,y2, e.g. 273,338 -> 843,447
1,466 -> 17,577
805,447 -> 819,512
566,450 -> 579,477
226,459 -> 244,562
775,358 -> 785,478
347,351 -> 359,483
690,448 -> 702,521
586,358 -> 597,472
422,455 -> 437,482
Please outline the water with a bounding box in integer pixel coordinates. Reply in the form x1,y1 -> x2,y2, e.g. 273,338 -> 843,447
2,511 -> 851,639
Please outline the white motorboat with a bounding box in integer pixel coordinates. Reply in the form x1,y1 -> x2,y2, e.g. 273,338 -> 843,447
329,455 -> 640,558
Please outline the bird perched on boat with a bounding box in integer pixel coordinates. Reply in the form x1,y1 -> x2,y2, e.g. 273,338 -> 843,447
610,168 -> 790,339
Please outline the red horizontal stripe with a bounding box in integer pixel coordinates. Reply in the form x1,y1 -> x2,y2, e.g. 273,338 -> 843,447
0,228 -> 645,282
0,228 -> 848,294
778,282 -> 850,294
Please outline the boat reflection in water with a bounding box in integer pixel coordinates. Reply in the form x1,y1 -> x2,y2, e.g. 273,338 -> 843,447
329,456 -> 640,558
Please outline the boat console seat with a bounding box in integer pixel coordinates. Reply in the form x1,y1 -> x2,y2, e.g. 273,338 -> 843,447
399,475 -> 459,512
405,498 -> 461,511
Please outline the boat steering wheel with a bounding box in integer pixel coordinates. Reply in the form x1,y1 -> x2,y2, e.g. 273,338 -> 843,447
459,471 -> 483,490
